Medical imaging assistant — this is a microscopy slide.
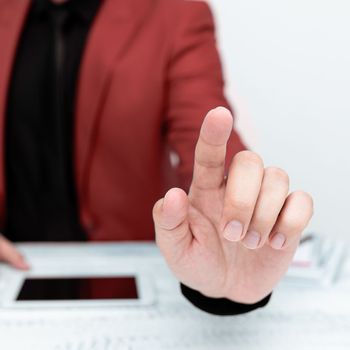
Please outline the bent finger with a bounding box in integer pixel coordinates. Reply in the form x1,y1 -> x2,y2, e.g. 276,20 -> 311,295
222,151 -> 264,242
269,191 -> 314,251
153,188 -> 192,262
242,167 -> 289,249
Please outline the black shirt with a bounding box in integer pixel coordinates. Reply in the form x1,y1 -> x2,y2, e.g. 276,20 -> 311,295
5,0 -> 101,242
4,0 -> 270,315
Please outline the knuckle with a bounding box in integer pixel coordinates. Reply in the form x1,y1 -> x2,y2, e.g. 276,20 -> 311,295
280,191 -> 314,233
281,214 -> 305,233
290,191 -> 314,214
234,151 -> 264,168
264,167 -> 289,186
195,142 -> 225,168
196,157 -> 224,169
294,190 -> 314,204
229,197 -> 252,212
251,214 -> 273,230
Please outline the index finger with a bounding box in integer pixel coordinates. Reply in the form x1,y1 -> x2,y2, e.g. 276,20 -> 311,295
191,107 -> 233,191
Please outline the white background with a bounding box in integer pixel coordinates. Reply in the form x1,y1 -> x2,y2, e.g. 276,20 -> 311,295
209,0 -> 350,240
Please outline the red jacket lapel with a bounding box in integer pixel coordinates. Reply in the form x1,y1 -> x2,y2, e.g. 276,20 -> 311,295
74,0 -> 147,202
0,0 -> 148,223
0,0 -> 146,221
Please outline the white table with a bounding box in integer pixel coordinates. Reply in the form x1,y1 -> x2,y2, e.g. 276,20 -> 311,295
0,242 -> 349,349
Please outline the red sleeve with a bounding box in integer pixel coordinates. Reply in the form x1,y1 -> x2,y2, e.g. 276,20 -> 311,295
165,1 -> 246,191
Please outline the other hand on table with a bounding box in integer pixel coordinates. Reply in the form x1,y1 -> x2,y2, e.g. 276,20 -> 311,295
0,234 -> 29,270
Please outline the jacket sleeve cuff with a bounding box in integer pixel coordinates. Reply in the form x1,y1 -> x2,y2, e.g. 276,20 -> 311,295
180,283 -> 272,316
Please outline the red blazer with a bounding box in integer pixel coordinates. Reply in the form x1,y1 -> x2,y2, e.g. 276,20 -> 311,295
0,0 -> 245,241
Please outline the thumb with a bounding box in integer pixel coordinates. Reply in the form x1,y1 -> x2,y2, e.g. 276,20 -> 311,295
153,188 -> 192,260
0,235 -> 30,270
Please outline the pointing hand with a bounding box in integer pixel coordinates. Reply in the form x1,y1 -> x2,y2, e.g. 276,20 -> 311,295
153,107 -> 313,304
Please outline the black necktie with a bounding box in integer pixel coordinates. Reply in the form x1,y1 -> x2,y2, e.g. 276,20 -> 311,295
51,6 -> 69,181
41,5 -> 72,239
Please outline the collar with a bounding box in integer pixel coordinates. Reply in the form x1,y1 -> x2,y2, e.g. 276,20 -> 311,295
33,0 -> 101,22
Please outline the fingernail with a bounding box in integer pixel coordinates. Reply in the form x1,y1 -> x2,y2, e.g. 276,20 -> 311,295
242,230 -> 261,249
223,220 -> 243,241
270,233 -> 286,250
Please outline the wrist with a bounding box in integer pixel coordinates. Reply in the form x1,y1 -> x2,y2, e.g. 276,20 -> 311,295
181,284 -> 272,315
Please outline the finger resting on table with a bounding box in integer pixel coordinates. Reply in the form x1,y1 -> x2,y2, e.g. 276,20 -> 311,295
0,235 -> 29,270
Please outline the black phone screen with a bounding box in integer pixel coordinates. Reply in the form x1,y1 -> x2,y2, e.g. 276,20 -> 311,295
16,276 -> 138,301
